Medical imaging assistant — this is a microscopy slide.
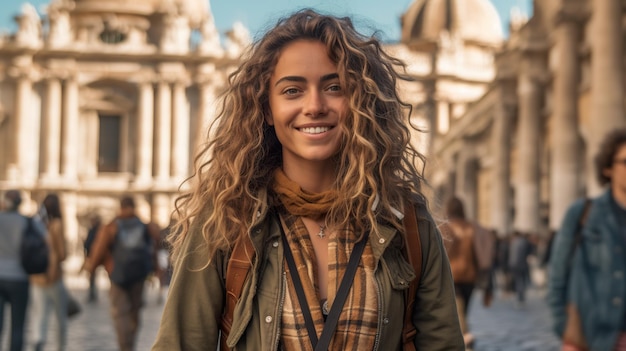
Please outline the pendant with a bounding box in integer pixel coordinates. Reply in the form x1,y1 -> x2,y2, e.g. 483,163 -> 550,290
317,224 -> 326,238
322,299 -> 329,315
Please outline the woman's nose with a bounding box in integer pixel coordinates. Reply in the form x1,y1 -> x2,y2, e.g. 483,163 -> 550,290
303,90 -> 327,117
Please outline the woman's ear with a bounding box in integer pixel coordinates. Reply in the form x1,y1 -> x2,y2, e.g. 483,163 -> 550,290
265,114 -> 274,126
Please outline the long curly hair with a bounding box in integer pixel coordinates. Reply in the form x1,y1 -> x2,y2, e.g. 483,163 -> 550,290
170,9 -> 427,263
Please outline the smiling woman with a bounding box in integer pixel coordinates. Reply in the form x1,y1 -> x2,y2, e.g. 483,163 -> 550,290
152,9 -> 464,351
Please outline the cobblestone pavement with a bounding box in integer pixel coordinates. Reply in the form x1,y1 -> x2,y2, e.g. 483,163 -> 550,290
3,281 -> 561,350
1,278 -> 165,351
468,287 -> 561,351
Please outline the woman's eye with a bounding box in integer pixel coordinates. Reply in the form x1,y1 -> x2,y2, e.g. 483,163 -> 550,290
283,88 -> 300,95
327,84 -> 342,92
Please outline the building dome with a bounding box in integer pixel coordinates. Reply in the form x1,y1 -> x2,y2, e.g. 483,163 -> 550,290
401,0 -> 503,46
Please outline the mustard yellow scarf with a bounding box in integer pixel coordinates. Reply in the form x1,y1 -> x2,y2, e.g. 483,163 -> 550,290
271,168 -> 337,218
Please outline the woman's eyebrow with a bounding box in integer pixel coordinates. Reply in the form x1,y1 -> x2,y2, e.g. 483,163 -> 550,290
274,73 -> 339,87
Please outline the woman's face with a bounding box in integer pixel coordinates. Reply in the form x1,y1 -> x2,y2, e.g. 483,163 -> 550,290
267,39 -> 347,170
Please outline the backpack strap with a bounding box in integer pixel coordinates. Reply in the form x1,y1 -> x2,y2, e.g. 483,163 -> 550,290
221,233 -> 255,351
573,199 -> 592,247
401,202 -> 422,351
564,198 -> 592,279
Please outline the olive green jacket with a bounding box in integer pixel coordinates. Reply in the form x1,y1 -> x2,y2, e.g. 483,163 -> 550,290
152,204 -> 464,350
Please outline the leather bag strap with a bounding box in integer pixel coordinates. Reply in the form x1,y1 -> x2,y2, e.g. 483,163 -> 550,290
220,233 -> 255,351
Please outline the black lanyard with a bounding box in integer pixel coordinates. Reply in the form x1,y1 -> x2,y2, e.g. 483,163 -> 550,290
279,220 -> 369,351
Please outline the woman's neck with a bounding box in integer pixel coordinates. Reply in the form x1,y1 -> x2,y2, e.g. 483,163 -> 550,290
281,163 -> 336,193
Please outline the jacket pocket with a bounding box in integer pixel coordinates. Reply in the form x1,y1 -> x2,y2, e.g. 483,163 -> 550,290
581,229 -> 608,271
380,246 -> 416,290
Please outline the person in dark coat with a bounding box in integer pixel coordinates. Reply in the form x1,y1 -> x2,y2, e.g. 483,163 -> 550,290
508,231 -> 533,308
84,214 -> 101,302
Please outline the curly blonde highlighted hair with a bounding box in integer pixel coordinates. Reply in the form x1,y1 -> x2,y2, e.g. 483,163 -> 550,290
170,9 -> 427,263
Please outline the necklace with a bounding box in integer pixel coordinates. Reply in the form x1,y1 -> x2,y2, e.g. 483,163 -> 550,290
317,223 -> 327,238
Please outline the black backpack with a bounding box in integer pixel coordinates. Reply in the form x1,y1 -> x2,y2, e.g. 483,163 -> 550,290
109,217 -> 153,288
21,217 -> 49,275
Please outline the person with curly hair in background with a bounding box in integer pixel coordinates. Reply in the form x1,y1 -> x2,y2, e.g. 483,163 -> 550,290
548,129 -> 626,351
152,9 -> 463,351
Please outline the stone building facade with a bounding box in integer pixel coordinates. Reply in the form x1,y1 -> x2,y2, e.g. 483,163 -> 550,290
0,0 -> 249,250
1,0 -> 623,251
427,0 -> 626,238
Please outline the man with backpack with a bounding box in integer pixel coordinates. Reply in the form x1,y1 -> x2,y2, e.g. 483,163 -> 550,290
84,196 -> 160,351
0,190 -> 47,351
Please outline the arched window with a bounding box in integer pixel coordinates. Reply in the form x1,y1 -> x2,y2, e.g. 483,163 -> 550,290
99,29 -> 126,44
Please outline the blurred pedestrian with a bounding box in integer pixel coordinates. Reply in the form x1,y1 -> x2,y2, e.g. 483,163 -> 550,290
0,190 -> 38,351
494,234 -> 514,296
84,214 -> 101,303
548,129 -> 626,351
508,231 -> 533,309
30,193 -> 69,351
156,219 -> 173,305
540,230 -> 557,267
441,196 -> 496,348
83,196 -> 160,351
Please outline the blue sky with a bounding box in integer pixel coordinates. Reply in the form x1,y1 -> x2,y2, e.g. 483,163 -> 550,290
1,0 -> 532,42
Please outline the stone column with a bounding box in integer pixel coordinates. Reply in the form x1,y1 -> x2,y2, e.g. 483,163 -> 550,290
152,193 -> 171,228
588,0 -> 626,195
84,111 -> 99,177
42,78 -> 62,178
61,192 -> 79,255
550,18 -> 584,230
194,64 -> 224,153
447,169 -> 457,202
61,77 -> 79,180
455,152 -> 478,220
11,74 -> 37,182
424,81 -> 437,155
490,88 -> 513,236
514,58 -> 543,234
135,82 -> 154,184
454,153 -> 467,203
171,82 -> 190,181
195,82 -> 217,151
464,159 -> 478,221
154,81 -> 172,181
